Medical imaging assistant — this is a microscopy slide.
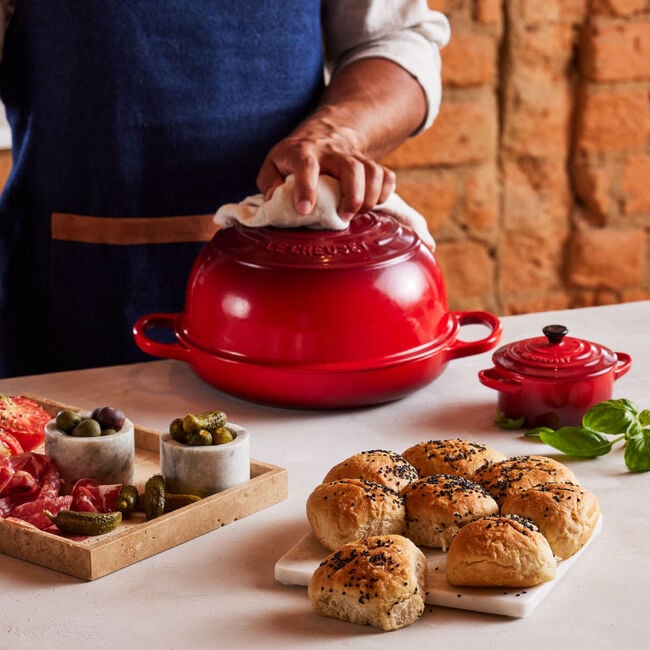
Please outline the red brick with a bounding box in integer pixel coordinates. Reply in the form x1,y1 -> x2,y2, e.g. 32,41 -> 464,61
591,0 -> 647,17
476,0 -> 502,25
383,98 -> 497,167
622,153 -> 650,214
395,169 -> 456,232
427,0 -> 447,12
502,62 -> 573,157
503,292 -> 571,316
502,158 -> 572,232
581,19 -> 650,82
516,23 -> 580,72
572,164 -> 616,225
498,230 -> 566,294
0,150 -> 11,190
441,33 -> 496,87
567,227 -> 646,289
621,288 -> 650,302
576,88 -> 649,154
435,240 -> 496,311
517,0 -> 588,25
463,165 -> 499,233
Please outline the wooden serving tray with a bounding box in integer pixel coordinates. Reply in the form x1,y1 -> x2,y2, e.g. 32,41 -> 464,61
0,396 -> 288,581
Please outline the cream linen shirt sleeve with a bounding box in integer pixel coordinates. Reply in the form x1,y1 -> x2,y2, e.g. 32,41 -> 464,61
322,0 -> 451,133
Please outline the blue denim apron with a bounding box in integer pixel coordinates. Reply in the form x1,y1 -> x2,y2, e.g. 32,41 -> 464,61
0,0 -> 323,377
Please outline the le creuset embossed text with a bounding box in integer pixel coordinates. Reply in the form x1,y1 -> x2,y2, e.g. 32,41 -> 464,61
134,212 -> 502,408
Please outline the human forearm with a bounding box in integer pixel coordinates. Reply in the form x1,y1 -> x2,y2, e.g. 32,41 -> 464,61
256,58 -> 426,218
256,1 -> 450,219
315,57 -> 428,160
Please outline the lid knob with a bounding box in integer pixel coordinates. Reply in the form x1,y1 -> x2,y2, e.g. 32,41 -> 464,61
543,324 -> 568,345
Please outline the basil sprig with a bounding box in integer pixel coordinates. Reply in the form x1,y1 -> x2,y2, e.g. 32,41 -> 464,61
524,399 -> 650,472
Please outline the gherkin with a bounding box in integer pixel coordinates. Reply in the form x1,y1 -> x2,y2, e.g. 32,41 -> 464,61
182,410 -> 227,434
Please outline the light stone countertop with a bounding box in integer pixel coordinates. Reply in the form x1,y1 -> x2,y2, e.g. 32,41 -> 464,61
1,301 -> 648,650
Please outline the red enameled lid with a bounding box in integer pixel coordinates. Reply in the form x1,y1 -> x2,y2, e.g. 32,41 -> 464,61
210,212 -> 422,270
491,324 -> 619,380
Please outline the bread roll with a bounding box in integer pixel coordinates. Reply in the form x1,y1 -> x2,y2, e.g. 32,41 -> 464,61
308,534 -> 427,631
501,482 -> 600,559
402,474 -> 499,550
322,449 -> 418,493
446,514 -> 557,587
402,438 -> 506,479
306,479 -> 405,551
473,454 -> 578,505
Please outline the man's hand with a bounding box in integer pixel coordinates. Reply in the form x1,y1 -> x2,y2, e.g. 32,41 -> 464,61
256,58 -> 427,220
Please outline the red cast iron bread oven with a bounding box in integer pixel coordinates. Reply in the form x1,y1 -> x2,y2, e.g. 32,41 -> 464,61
134,212 -> 502,408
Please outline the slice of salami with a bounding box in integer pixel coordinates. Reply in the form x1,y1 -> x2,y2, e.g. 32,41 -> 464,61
71,478 -> 122,513
0,455 -> 13,494
10,494 -> 72,531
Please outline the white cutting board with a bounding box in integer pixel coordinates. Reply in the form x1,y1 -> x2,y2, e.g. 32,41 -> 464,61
274,515 -> 602,618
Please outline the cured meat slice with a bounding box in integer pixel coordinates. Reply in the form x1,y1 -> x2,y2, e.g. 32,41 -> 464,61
10,495 -> 72,532
0,455 -> 13,494
71,478 -> 122,513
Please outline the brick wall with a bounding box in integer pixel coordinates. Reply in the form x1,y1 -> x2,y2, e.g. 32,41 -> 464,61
384,0 -> 650,315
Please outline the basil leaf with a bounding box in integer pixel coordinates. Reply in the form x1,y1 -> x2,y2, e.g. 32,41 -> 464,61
639,410 -> 650,428
582,399 -> 638,435
524,427 -> 554,439
494,410 -> 526,430
623,429 -> 650,472
538,426 -> 614,458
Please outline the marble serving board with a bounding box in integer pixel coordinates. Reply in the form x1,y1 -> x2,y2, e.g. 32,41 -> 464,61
0,396 -> 288,581
275,516 -> 602,618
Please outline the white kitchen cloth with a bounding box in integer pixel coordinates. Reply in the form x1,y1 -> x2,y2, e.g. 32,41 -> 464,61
213,174 -> 435,249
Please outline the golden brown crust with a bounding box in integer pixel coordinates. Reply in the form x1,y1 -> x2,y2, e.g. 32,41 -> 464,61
501,482 -> 600,559
473,455 -> 578,505
306,479 -> 406,551
402,439 -> 506,479
322,449 -> 418,493
446,514 -> 557,587
308,534 -> 427,631
401,474 -> 499,550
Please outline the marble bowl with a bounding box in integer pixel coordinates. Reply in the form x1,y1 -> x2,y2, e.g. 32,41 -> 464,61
160,423 -> 250,497
44,417 -> 135,492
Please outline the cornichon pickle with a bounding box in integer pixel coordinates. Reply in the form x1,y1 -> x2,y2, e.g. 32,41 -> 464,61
212,427 -> 234,445
115,484 -> 139,516
144,474 -> 166,520
164,492 -> 201,512
182,410 -> 227,434
46,510 -> 122,536
185,429 -> 213,446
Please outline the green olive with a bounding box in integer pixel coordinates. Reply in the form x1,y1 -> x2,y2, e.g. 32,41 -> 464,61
55,409 -> 82,434
169,417 -> 187,443
71,418 -> 102,437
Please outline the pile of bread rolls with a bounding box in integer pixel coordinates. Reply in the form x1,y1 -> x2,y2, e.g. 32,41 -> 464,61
306,439 -> 600,631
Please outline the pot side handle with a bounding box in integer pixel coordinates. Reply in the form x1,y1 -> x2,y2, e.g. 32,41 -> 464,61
132,313 -> 191,362
477,367 -> 522,394
445,311 -> 503,361
614,352 -> 632,380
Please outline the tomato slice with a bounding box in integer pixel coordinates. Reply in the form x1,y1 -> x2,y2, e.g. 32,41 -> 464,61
0,395 -> 51,452
0,428 -> 24,456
